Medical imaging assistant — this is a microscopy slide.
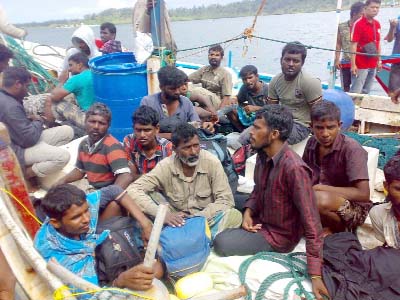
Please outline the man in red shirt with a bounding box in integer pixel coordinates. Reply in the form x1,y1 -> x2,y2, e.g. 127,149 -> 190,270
350,0 -> 381,94
214,105 -> 328,300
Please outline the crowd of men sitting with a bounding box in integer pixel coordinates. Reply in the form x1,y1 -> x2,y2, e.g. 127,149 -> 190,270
1,18 -> 400,300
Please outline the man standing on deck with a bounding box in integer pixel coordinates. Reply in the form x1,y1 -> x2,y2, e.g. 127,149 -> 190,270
335,2 -> 365,92
350,0 -> 382,94
267,42 -> 322,144
385,15 -> 400,98
213,105 -> 328,300
189,44 -> 233,108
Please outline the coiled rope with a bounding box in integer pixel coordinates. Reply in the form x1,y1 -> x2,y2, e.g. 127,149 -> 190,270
239,252 -> 314,300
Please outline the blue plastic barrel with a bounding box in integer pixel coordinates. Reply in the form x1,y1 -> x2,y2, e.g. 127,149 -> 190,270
322,89 -> 355,131
89,52 -> 148,141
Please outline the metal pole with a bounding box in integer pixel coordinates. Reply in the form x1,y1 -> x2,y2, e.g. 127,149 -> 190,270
329,0 -> 343,88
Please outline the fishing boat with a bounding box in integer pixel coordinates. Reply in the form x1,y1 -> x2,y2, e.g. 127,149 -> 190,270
0,1 -> 399,299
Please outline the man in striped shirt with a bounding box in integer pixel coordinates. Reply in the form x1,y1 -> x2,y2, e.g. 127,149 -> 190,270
123,105 -> 173,181
214,105 -> 328,300
57,103 -> 133,190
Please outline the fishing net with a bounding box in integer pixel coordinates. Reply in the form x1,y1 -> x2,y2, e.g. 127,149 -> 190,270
3,36 -> 59,94
345,132 -> 400,169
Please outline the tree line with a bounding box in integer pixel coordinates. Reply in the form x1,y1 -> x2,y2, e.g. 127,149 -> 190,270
19,0 -> 355,27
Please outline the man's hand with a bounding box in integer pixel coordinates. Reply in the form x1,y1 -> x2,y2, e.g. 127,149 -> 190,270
141,221 -> 153,246
165,211 -> 187,227
389,18 -> 398,29
391,88 -> 400,104
244,105 -> 261,114
312,277 -> 330,300
334,58 -> 341,70
27,114 -> 43,122
377,60 -> 382,72
202,121 -> 215,133
115,264 -> 155,291
146,0 -> 157,10
351,64 -> 358,76
242,208 -> 261,233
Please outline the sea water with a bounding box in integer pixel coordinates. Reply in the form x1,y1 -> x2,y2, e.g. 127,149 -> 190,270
25,7 -> 398,95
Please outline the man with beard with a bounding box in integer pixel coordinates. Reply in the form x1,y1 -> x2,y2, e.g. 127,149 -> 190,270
123,105 -> 173,181
213,105 -> 329,300
41,52 -> 95,134
0,67 -> 73,186
140,66 -> 213,140
268,42 -> 322,144
370,155 -> 400,249
302,101 -> 371,235
127,122 -> 242,238
57,103 -> 133,191
189,44 -> 233,108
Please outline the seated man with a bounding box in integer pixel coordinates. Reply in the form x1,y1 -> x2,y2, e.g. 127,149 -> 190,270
59,25 -> 100,84
229,65 -> 268,136
0,67 -> 73,186
140,66 -> 213,139
57,103 -> 133,190
302,101 -> 371,234
189,44 -> 233,108
268,42 -> 322,144
34,183 -> 161,289
179,78 -> 218,122
123,105 -> 173,181
127,122 -> 242,238
44,52 -> 95,134
370,156 -> 400,248
99,22 -> 122,54
213,105 -> 328,300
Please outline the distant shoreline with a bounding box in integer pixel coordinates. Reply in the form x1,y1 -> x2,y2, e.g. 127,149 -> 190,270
17,2 -> 399,29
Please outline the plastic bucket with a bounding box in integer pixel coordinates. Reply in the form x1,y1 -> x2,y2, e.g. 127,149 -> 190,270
89,52 -> 148,141
323,89 -> 355,131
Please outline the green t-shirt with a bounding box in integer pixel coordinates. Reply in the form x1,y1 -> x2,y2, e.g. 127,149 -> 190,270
268,71 -> 322,125
63,69 -> 95,111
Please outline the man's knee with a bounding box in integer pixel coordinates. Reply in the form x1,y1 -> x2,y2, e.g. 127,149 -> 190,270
315,190 -> 345,215
213,229 -> 238,256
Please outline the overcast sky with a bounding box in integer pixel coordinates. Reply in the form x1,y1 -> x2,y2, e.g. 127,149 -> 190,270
3,0 -> 237,23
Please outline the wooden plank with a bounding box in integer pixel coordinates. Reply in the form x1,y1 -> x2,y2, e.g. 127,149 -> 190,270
355,107 -> 400,127
349,93 -> 400,113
